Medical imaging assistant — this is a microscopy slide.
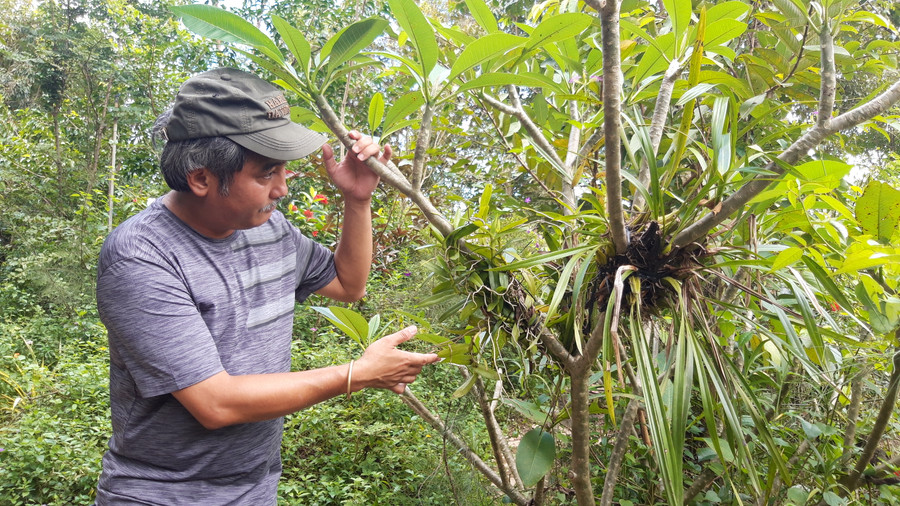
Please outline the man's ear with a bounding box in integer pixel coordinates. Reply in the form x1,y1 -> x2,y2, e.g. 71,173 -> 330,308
185,168 -> 215,197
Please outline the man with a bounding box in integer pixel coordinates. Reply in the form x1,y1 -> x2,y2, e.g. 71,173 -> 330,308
94,67 -> 439,504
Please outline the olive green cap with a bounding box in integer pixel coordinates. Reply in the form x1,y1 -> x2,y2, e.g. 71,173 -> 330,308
164,68 -> 326,160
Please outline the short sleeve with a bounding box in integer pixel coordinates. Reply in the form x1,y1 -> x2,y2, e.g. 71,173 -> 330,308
293,233 -> 336,303
98,257 -> 225,398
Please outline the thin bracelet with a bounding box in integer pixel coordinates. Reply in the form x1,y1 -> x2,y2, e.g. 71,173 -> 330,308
346,360 -> 355,400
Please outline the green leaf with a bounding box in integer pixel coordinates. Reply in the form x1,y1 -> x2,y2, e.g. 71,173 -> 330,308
272,15 -> 310,73
470,363 -> 500,381
311,306 -> 370,346
705,1 -> 751,24
502,399 -> 551,425
447,33 -> 526,82
631,33 -> 675,87
322,18 -> 389,74
368,92 -> 385,131
477,184 -> 493,220
801,256 -> 854,314
523,13 -> 593,53
457,72 -> 565,94
389,0 -> 439,76
465,0 -> 498,34
771,246 -> 803,271
451,374 -> 477,398
383,91 -> 425,132
290,107 -> 330,133
663,0 -> 691,53
676,82 -> 719,106
855,181 -> 900,244
515,428 -> 556,487
435,342 -> 471,364
415,332 -> 451,345
173,4 -> 284,63
704,19 -> 747,48
491,243 -> 598,271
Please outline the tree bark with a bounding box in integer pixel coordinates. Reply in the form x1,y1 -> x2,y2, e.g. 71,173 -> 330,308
598,0 -> 629,254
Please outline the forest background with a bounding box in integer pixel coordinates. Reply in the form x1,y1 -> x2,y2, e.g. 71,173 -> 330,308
2,0 -> 900,504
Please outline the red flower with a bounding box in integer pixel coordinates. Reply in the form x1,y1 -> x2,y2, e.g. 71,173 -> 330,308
290,204 -> 298,212
312,230 -> 319,237
314,194 -> 328,205
303,209 -> 314,219
830,302 -> 840,312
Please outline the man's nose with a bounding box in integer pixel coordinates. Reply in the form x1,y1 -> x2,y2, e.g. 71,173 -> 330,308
272,172 -> 288,199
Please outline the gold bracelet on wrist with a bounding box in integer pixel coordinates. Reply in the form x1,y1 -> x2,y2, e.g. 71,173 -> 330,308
346,360 -> 355,400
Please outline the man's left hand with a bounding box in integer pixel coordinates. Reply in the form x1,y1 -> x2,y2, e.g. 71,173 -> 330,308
322,130 -> 391,202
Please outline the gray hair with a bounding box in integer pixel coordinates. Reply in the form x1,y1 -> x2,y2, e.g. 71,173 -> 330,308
152,110 -> 246,195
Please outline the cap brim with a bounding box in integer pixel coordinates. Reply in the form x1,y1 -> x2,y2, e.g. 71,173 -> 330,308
227,123 -> 327,161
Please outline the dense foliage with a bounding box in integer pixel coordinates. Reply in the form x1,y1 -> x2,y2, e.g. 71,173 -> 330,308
2,0 -> 900,504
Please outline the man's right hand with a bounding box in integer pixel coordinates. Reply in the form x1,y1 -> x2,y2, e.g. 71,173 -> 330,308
353,326 -> 440,394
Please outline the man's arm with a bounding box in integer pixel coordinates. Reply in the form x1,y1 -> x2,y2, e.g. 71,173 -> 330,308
172,327 -> 438,430
314,131 -> 391,302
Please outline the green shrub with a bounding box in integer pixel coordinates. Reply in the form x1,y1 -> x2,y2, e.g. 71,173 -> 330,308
0,333 -> 109,505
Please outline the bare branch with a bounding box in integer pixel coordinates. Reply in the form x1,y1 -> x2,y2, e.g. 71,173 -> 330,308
599,400 -> 640,506
562,100 -> 582,206
569,367 -> 596,506
840,369 -> 865,466
475,95 -> 562,201
817,20 -> 836,129
634,58 -> 682,210
539,326 -> 576,369
671,78 -> 900,248
401,388 -> 530,506
600,0 -> 629,254
411,103 -> 434,191
577,126 -> 605,162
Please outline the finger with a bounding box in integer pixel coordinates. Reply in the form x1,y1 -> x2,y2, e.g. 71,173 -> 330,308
381,326 -> 417,347
389,383 -> 406,394
357,143 -> 383,161
347,130 -> 362,140
321,144 -> 337,172
350,136 -> 373,153
406,352 -> 440,365
379,144 -> 393,163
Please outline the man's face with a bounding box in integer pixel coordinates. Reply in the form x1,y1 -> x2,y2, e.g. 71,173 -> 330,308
207,151 -> 289,234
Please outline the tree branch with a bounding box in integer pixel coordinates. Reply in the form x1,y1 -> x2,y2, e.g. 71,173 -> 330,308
634,58 -> 682,210
600,0 -> 629,254
313,93 -> 453,236
816,20 -> 836,129
600,400 -> 640,506
411,103 -> 434,191
400,388 -> 529,505
671,77 -> 900,248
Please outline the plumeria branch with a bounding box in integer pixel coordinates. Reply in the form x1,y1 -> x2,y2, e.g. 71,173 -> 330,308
313,93 -> 453,236
598,0 -> 629,254
633,58 -> 683,211
411,103 -> 434,191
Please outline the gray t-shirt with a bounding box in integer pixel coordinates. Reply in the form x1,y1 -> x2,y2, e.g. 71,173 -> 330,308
94,198 -> 336,505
